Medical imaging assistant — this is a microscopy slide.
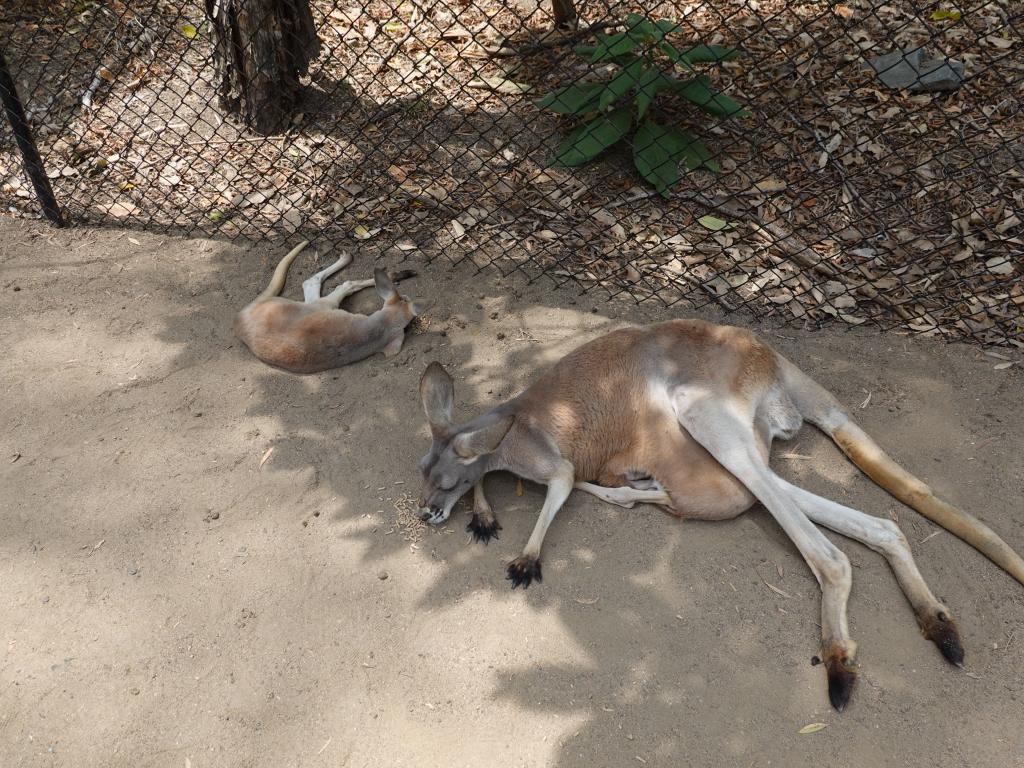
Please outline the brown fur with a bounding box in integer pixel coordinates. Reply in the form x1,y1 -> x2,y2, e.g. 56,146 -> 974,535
235,295 -> 414,373
424,318 -> 1024,583
417,318 -> 1024,709
512,321 -> 766,519
234,243 -> 419,374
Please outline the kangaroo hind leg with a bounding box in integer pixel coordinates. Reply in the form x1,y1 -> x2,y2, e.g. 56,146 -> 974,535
675,390 -> 858,711
778,478 -> 964,666
302,251 -> 353,302
320,278 -> 376,309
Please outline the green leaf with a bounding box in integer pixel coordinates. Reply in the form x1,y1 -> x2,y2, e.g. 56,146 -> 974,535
598,59 -> 648,109
698,215 -> 730,231
632,120 -> 682,195
624,13 -> 660,40
590,31 -> 641,62
535,83 -> 605,115
671,76 -> 751,118
676,134 -> 719,172
181,23 -> 198,39
573,44 -> 597,57
930,9 -> 962,21
680,44 -> 741,62
634,68 -> 673,119
552,107 -> 632,167
655,19 -> 681,35
659,42 -> 695,71
632,121 -> 719,193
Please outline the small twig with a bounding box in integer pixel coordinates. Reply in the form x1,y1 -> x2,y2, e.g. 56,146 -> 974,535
367,94 -> 423,124
918,530 -> 942,544
787,109 -> 865,217
762,578 -> 794,599
597,188 -> 661,211
375,7 -> 420,74
393,186 -> 457,215
488,20 -> 615,57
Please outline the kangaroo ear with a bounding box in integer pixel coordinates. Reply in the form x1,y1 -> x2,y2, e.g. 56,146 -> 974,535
420,362 -> 453,436
451,415 -> 514,460
410,299 -> 432,317
374,267 -> 397,301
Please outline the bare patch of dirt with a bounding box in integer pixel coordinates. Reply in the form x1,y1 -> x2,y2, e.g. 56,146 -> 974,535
1,216 -> 1022,767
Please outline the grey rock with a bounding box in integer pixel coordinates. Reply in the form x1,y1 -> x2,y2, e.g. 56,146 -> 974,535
868,47 -> 965,92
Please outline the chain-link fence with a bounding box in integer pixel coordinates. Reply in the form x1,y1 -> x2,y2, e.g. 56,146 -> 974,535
2,0 -> 1022,346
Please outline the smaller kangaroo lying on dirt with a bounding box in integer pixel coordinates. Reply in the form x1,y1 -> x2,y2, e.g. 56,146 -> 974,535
235,241 -> 422,373
415,319 -> 1024,711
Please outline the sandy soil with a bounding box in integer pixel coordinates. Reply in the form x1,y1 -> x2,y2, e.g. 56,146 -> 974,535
1,216 -> 1022,768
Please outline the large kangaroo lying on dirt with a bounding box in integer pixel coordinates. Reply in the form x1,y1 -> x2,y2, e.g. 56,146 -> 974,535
414,319 -> 1024,711
235,241 -> 421,373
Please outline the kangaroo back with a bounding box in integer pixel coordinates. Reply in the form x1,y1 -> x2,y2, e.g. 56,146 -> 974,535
777,354 -> 1024,584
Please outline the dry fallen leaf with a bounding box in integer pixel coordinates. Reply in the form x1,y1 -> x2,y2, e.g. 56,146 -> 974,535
97,201 -> 142,218
467,76 -> 533,94
985,256 -> 1014,276
698,215 -> 730,231
799,723 -> 828,734
259,447 -> 274,469
755,178 -> 787,193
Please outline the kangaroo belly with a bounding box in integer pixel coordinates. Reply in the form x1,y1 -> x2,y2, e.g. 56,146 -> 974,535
235,300 -> 384,373
600,419 -> 756,521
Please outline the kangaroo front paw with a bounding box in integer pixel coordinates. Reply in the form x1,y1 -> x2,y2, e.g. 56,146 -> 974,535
467,513 -> 501,544
919,609 -> 965,667
506,556 -> 542,589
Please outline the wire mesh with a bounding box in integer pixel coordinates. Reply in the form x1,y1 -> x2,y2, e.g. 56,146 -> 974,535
2,0 -> 1022,346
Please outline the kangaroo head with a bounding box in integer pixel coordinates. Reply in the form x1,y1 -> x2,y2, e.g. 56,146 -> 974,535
416,362 -> 514,524
374,268 -> 427,322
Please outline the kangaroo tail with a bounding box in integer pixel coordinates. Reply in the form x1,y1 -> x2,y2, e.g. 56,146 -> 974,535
256,240 -> 309,300
777,353 -> 1024,585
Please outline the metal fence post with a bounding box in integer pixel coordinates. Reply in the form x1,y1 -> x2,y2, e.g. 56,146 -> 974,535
0,47 -> 64,226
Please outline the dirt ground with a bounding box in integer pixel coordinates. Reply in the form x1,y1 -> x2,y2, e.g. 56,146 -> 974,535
1,215 -> 1022,768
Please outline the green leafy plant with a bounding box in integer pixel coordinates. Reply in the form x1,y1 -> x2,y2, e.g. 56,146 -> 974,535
535,14 -> 750,195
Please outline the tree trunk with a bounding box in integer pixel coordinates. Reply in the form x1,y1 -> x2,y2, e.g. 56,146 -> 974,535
204,0 -> 320,135
551,0 -> 578,27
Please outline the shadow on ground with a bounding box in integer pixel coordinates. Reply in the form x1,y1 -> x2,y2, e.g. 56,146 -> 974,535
1,217 -> 1022,767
